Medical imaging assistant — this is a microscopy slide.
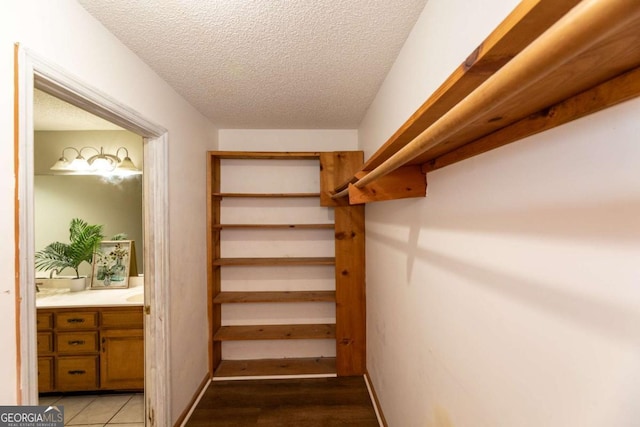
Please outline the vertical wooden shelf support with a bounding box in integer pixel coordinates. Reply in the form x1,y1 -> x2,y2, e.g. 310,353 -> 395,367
334,204 -> 366,375
206,155 -> 222,375
320,152 -> 367,375
319,151 -> 363,207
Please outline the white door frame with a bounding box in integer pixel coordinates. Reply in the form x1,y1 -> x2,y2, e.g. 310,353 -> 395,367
16,46 -> 171,426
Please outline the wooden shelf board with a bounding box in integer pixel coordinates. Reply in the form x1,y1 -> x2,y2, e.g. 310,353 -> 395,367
213,257 -> 335,266
213,224 -> 334,230
213,324 -> 336,341
208,151 -> 321,160
214,291 -> 336,304
214,357 -> 336,377
212,192 -> 320,198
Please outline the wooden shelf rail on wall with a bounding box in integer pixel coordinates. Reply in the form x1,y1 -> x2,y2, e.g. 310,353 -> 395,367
333,0 -> 640,204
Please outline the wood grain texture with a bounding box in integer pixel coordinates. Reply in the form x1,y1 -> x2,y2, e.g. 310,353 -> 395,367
213,257 -> 335,266
332,1 -> 640,205
207,151 -> 321,159
361,0 -> 581,172
214,291 -> 336,304
423,64 -> 640,172
319,151 -> 364,206
100,329 -> 144,390
348,165 -> 426,204
206,151 -> 365,381
185,376 -> 378,426
214,357 -> 336,377
37,307 -> 143,393
207,153 -> 222,375
346,0 -> 640,196
212,192 -> 320,198
213,223 -> 333,229
409,4 -> 640,166
334,205 -> 366,376
213,324 -> 336,341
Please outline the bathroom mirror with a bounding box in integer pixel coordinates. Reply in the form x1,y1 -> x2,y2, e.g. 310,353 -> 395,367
33,90 -> 144,278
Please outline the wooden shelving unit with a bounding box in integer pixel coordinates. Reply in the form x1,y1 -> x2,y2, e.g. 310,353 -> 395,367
207,151 -> 365,378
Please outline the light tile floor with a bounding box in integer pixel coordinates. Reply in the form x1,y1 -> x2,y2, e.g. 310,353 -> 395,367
39,393 -> 144,427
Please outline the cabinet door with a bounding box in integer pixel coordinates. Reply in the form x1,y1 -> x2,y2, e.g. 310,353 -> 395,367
100,329 -> 144,390
37,357 -> 53,393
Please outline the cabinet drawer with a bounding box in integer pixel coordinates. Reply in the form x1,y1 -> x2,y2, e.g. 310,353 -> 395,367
56,356 -> 98,391
36,312 -> 53,330
56,331 -> 98,353
37,332 -> 53,353
101,309 -> 143,328
56,311 -> 98,329
37,357 -> 53,393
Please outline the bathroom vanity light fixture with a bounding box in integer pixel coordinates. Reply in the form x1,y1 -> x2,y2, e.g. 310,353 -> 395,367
50,146 -> 141,176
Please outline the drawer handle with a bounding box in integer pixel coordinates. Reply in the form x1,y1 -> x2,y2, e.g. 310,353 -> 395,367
68,370 -> 86,375
68,340 -> 86,346
66,318 -> 86,324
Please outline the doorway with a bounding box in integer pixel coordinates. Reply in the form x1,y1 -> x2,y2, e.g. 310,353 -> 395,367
33,88 -> 144,415
16,47 -> 170,426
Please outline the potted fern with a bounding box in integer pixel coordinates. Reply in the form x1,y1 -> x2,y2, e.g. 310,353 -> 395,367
35,218 -> 104,291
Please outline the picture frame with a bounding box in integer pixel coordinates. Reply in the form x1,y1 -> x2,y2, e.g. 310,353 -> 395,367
90,240 -> 136,289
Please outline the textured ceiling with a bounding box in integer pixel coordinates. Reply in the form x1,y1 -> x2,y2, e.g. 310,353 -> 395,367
34,89 -> 124,131
77,0 -> 428,129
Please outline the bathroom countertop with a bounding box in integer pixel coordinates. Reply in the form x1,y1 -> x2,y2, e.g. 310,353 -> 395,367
36,285 -> 144,308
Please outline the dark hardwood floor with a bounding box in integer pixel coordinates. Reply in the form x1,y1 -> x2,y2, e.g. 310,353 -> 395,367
185,376 -> 380,426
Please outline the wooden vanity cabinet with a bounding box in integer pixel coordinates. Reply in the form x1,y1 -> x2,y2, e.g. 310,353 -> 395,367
53,309 -> 100,391
37,306 -> 143,393
36,312 -> 54,392
100,308 -> 144,390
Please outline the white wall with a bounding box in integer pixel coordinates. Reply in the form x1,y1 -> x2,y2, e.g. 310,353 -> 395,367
359,1 -> 640,427
0,1 -> 217,421
218,129 -> 358,152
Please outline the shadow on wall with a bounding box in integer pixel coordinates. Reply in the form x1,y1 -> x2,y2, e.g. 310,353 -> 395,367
366,227 -> 640,350
368,196 -> 640,244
